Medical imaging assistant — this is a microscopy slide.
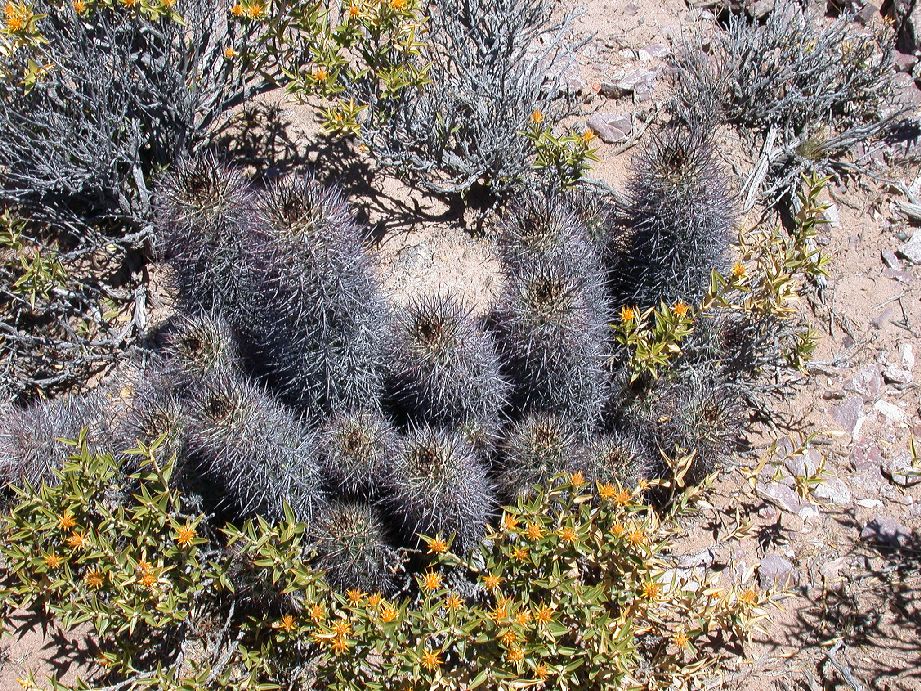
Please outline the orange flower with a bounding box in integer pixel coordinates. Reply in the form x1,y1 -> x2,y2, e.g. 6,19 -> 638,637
347,588 -> 364,604
58,511 -> 77,531
380,604 -> 398,623
246,1 -> 264,18
66,531 -> 85,550
367,592 -> 382,608
534,663 -> 549,680
525,522 -> 543,540
161,0 -> 175,6
420,648 -> 442,671
611,523 -> 625,538
445,593 -> 463,611
628,529 -> 646,547
615,488 -> 632,506
732,262 -> 747,279
275,614 -> 296,632
230,2 -> 244,15
569,471 -> 586,488
597,482 -> 616,500
310,603 -> 326,621
331,636 -> 348,655
482,573 -> 502,591
620,305 -> 635,323
558,526 -> 577,543
176,524 -> 196,546
420,570 -> 442,592
73,0 -> 86,14
739,588 -> 759,605
512,546 -> 528,562
332,619 -> 351,637
530,109 -> 544,125
491,599 -> 510,622
140,571 -> 158,590
44,552 -> 62,569
502,513 -> 519,532
84,570 -> 104,589
3,2 -> 26,33
533,603 -> 553,624
137,559 -> 152,574
121,0 -> 137,7
428,536 -> 448,554
389,0 -> 406,9
312,66 -> 328,81
642,581 -> 661,600
499,629 -> 518,646
223,46 -> 238,59
515,610 -> 531,626
506,646 -> 524,663
581,128 -> 596,144
348,3 -> 359,16
672,301 -> 690,318
673,628 -> 690,648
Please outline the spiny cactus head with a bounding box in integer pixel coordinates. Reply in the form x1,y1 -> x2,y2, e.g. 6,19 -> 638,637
568,186 -> 619,252
157,153 -> 251,224
258,175 -> 355,242
118,369 -> 185,462
308,500 -> 404,595
578,431 -> 651,490
386,425 -> 495,554
402,294 -> 469,363
160,312 -> 241,386
321,409 -> 397,498
496,412 -> 581,500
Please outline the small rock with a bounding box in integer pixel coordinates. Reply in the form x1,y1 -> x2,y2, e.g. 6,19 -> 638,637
898,230 -> 921,264
784,449 -> 820,478
757,481 -> 809,514
586,112 -> 632,144
895,51 -> 919,73
900,343 -> 915,370
822,203 -> 841,228
813,479 -> 852,505
872,305 -> 898,330
820,557 -> 848,583
849,365 -> 883,400
882,250 -> 902,270
860,516 -> 912,547
607,68 -> 657,98
875,399 -> 907,423
854,2 -> 880,25
885,452 -> 921,487
883,365 -> 913,385
759,553 -> 795,590
745,0 -> 774,18
892,72 -> 921,108
644,43 -> 670,58
834,396 -> 867,438
857,498 -> 884,509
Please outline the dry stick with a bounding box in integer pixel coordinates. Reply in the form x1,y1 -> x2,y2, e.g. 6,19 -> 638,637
741,125 -> 779,213
823,640 -> 866,691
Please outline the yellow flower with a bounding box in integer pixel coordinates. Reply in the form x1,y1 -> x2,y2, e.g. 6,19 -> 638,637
348,3 -> 359,16
66,531 -> 85,550
140,571 -> 158,590
230,2 -> 244,15
346,588 -> 364,605
420,649 -> 442,671
389,0 -> 406,9
367,592 -> 383,608
615,488 -> 632,506
533,603 -> 553,624
482,573 -> 502,591
515,610 -> 531,626
223,46 -> 237,59
43,552 -> 62,569
739,587 -> 759,605
380,604 -> 398,623
530,109 -> 543,125
428,536 -> 448,554
332,619 -> 351,637
534,663 -> 549,680
501,513 -> 519,532
627,529 -> 646,546
312,66 -> 328,81
445,593 -> 463,611
58,511 -> 77,531
421,570 -> 442,592
569,471 -> 585,488
176,524 -> 196,546
499,629 -> 518,646
310,603 -> 326,621
73,0 -> 86,14
672,301 -> 690,318
673,628 -> 690,648
642,581 -> 661,600
275,614 -> 296,632
732,262 -> 747,279
525,522 -> 543,540
84,570 -> 104,589
512,546 -> 528,562
620,305 -> 635,323
611,523 -> 625,538
581,128 -> 596,144
246,1 -> 264,18
331,636 -> 348,655
506,645 -> 524,663
558,526 -> 577,543
597,482 -> 616,500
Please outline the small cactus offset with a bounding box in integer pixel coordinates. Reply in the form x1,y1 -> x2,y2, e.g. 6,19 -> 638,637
614,127 -> 735,307
320,409 -> 399,499
159,312 -> 243,390
308,500 -> 404,595
385,424 -> 495,555
154,155 -> 259,328
490,260 -> 611,431
184,371 -> 325,523
249,175 -> 388,415
116,367 -> 186,466
0,392 -> 108,491
578,430 -> 651,490
495,411 -> 582,500
387,294 -> 509,450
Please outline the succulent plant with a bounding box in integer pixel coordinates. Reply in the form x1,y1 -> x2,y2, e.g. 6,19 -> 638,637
159,311 -> 243,390
613,127 -> 735,307
494,411 -> 582,500
320,409 -> 399,498
249,175 -> 388,415
308,500 -> 404,595
577,430 -> 651,489
385,425 -> 495,555
116,367 -> 186,465
154,154 -> 259,329
184,371 -> 325,523
388,293 -> 508,450
490,260 -> 611,431
0,392 -> 108,490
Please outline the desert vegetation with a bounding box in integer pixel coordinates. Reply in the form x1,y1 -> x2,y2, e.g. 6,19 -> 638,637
0,0 -> 917,688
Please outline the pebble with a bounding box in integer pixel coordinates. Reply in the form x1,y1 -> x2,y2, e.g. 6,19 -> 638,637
586,112 -> 632,144
813,479 -> 852,505
758,553 -> 795,590
834,396 -> 866,438
860,516 -> 913,548
874,399 -> 907,423
898,230 -> 921,264
882,250 -> 902,270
